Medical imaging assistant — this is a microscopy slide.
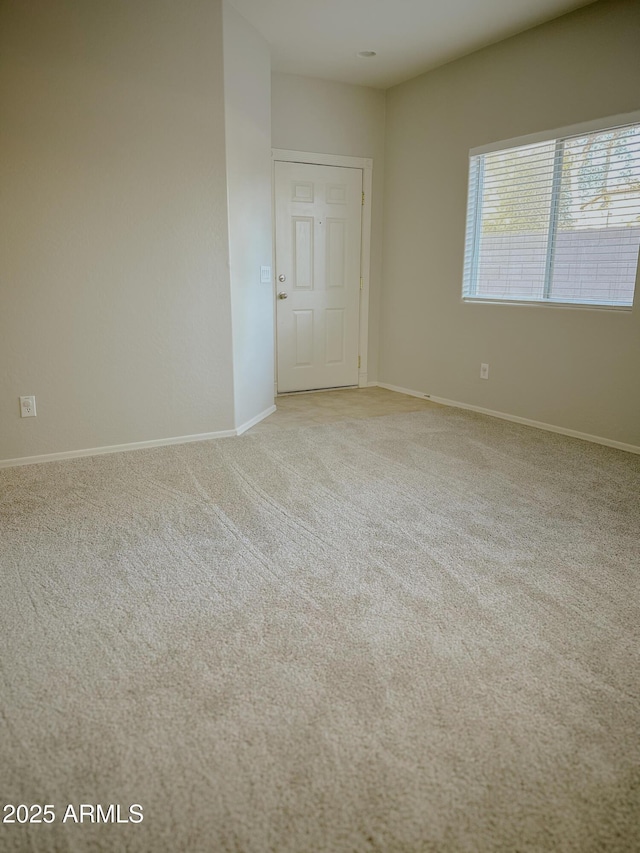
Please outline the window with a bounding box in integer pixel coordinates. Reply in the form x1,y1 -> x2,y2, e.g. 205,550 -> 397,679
463,117 -> 640,308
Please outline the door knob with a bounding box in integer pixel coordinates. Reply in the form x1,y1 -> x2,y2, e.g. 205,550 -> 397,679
278,291 -> 288,300
278,274 -> 286,282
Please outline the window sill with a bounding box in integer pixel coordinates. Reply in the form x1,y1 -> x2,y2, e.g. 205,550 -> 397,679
461,297 -> 633,312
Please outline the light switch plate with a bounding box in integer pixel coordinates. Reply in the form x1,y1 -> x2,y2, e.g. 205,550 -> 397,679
260,265 -> 271,283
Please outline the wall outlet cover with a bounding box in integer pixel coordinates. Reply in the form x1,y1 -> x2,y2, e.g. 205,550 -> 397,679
20,395 -> 37,417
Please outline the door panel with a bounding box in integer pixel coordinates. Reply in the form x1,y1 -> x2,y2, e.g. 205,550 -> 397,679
275,161 -> 362,393
326,219 -> 346,288
293,217 -> 314,289
293,310 -> 314,366
325,309 -> 345,364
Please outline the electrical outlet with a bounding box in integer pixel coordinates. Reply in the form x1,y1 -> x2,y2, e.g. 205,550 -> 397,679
480,363 -> 489,380
20,395 -> 37,417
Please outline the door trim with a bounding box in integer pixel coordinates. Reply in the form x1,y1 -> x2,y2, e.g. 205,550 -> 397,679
272,149 -> 373,389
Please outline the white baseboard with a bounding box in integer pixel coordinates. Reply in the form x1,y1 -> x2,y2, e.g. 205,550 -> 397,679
236,404 -> 276,436
276,386 -> 358,396
0,429 -> 234,470
0,404 -> 277,470
374,382 -> 640,455
4,390 -> 636,468
374,382 -> 426,398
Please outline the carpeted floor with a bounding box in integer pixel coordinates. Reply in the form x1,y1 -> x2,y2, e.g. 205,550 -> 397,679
1,406 -> 639,852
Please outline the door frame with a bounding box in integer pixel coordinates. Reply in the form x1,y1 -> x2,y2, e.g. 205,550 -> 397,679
272,149 -> 373,392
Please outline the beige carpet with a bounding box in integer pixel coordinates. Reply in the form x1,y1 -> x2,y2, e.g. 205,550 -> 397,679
1,406 -> 639,852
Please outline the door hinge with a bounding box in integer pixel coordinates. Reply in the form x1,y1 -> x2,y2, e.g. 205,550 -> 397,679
360,277 -> 364,290
362,191 -> 365,206
358,356 -> 361,369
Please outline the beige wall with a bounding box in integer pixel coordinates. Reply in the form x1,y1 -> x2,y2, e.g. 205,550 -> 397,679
0,0 -> 235,462
271,73 -> 386,381
223,2 -> 274,428
3,0 -> 638,462
380,0 -> 640,446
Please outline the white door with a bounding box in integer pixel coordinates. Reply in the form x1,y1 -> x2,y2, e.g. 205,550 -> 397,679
275,161 -> 362,393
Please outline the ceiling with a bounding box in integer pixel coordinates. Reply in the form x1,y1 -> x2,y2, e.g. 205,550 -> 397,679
229,0 -> 595,89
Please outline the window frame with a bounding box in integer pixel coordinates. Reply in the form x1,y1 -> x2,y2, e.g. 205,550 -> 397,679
461,110 -> 640,311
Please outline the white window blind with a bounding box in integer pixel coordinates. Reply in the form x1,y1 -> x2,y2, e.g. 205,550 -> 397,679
463,120 -> 640,307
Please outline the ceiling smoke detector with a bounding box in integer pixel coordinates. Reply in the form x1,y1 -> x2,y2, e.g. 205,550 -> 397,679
356,50 -> 377,59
